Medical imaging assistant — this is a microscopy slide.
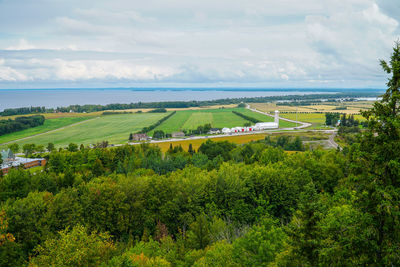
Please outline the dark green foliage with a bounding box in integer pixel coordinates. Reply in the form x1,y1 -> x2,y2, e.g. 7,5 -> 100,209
0,115 -> 45,136
232,110 -> 260,123
148,108 -> 167,113
153,130 -> 165,139
138,111 -> 176,134
325,112 -> 340,126
265,135 -> 304,151
186,123 -> 212,135
198,139 -> 236,161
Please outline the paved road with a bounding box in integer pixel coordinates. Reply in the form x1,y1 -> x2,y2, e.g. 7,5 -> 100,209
125,105 -> 337,147
328,131 -> 340,150
246,104 -> 312,129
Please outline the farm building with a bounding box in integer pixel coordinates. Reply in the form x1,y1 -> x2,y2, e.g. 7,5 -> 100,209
209,128 -> 221,134
254,110 -> 279,130
172,131 -> 185,138
1,156 -> 47,175
131,133 -> 150,141
221,128 -> 231,134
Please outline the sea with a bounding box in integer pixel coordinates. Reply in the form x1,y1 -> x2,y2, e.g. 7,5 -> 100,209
0,88 -> 382,111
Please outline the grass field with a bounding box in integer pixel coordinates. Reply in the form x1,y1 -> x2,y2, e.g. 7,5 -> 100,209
149,108 -> 296,135
0,116 -> 94,145
153,131 -> 330,152
149,108 -> 249,134
0,113 -> 168,149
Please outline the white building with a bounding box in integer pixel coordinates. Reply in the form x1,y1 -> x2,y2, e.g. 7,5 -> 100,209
254,110 -> 279,129
222,127 -> 231,134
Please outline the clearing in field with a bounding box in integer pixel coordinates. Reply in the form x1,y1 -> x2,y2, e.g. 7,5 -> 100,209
1,113 -> 168,149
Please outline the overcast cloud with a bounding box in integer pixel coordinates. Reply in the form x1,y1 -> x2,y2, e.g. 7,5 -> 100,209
0,0 -> 399,88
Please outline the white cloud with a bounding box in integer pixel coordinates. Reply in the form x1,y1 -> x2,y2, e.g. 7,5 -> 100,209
5,39 -> 35,50
0,0 -> 398,88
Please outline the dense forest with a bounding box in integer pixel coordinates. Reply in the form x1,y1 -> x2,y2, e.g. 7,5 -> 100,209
0,92 -> 380,116
0,44 -> 399,266
0,115 -> 45,136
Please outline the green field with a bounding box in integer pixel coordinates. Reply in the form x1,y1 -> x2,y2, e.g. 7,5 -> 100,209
1,113 -> 168,149
280,112 -> 366,129
149,108 -> 296,134
0,116 -> 94,145
238,109 -> 296,128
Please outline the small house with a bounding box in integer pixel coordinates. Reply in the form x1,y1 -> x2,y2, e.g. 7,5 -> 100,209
131,133 -> 150,141
172,131 -> 185,138
209,128 -> 221,134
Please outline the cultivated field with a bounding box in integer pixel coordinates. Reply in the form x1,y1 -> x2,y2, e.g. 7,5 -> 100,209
250,101 -> 371,129
149,108 -> 296,135
0,116 -> 94,145
154,131 -> 331,152
0,113 -> 168,149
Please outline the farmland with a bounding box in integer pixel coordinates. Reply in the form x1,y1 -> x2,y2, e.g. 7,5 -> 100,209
0,113 -> 168,149
0,106 -> 300,149
0,116 -> 94,145
154,131 -> 331,152
149,108 -> 296,135
250,101 -> 371,129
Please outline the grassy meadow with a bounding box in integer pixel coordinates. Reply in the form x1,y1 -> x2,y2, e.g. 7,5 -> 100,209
0,113 -> 168,149
0,116 -> 95,145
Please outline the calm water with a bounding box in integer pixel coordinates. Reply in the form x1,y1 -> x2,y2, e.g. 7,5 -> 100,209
0,88 -> 342,111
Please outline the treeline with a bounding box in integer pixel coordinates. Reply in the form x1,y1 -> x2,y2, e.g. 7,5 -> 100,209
102,111 -> 133,115
148,108 -> 167,113
232,110 -> 261,123
137,111 -> 176,134
0,106 -> 46,116
1,92 -> 380,116
0,115 -> 45,136
265,135 -> 304,151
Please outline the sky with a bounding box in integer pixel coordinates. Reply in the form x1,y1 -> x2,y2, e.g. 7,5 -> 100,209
0,0 -> 399,89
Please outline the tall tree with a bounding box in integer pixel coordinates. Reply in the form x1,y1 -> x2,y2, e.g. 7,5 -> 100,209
349,41 -> 400,265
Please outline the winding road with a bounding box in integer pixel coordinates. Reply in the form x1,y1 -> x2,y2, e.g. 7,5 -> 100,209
128,104 -> 340,149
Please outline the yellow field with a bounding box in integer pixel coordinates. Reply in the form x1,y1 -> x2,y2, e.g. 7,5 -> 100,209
249,103 -> 315,113
153,134 -> 268,152
152,131 -> 330,152
250,101 -> 374,115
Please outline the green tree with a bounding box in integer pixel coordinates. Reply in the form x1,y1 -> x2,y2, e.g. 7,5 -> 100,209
233,216 -> 287,266
7,143 -> 19,154
187,213 -> 211,250
22,144 -> 35,157
67,143 -> 78,152
29,225 -> 115,267
46,142 -> 55,152
347,41 -> 400,265
188,143 -> 194,155
284,182 -> 322,265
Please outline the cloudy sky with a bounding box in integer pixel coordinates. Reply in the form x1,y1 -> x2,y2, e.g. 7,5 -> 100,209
0,0 -> 399,89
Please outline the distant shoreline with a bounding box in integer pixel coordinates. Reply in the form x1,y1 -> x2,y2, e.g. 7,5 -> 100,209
0,87 -> 384,92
